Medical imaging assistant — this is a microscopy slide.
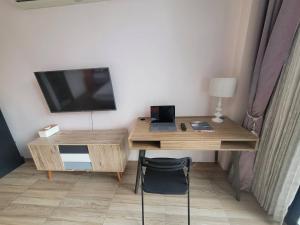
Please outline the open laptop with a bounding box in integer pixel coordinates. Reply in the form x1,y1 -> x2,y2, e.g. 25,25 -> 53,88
150,105 -> 177,132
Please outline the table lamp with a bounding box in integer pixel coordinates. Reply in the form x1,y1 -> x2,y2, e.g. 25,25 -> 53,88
209,77 -> 237,123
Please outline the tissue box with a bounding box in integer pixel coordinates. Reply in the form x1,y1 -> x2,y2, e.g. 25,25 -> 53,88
38,124 -> 60,137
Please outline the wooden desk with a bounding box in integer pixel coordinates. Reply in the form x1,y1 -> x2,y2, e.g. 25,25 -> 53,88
128,116 -> 258,200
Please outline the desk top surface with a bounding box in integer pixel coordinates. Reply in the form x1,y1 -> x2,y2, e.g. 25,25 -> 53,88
129,117 -> 258,141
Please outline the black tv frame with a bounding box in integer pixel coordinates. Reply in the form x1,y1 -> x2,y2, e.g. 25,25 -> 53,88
35,67 -> 117,113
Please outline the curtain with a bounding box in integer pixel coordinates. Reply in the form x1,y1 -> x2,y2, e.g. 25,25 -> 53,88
252,27 -> 300,223
238,0 -> 300,190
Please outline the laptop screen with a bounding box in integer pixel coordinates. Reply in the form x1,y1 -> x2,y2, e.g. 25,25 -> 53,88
151,105 -> 175,123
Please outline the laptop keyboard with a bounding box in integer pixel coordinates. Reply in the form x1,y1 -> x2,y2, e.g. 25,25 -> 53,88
150,123 -> 177,132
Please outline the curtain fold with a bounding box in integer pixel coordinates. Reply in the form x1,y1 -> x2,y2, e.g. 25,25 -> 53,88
252,26 -> 300,223
238,0 -> 300,190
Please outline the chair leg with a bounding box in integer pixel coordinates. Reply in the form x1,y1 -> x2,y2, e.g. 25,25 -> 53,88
188,187 -> 190,225
135,150 -> 146,193
141,160 -> 145,225
187,174 -> 190,225
141,187 -> 145,225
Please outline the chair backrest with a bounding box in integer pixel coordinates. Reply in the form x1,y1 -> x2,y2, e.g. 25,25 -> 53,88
141,157 -> 192,173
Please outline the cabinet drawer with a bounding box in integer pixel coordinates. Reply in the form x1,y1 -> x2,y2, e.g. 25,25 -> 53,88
161,140 -> 221,150
64,162 -> 92,171
60,154 -> 91,162
59,145 -> 89,154
59,145 -> 92,171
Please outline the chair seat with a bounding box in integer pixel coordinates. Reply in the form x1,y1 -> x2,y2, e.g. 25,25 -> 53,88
143,169 -> 188,195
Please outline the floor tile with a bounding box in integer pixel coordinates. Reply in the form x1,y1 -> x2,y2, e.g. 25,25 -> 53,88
0,161 -> 280,225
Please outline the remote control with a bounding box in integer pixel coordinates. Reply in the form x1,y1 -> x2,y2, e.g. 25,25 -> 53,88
181,123 -> 187,131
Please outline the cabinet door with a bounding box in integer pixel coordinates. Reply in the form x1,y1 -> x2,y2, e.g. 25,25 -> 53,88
88,144 -> 122,172
29,145 -> 64,171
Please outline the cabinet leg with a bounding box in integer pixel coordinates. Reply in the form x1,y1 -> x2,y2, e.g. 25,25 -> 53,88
116,172 -> 123,183
47,171 -> 53,180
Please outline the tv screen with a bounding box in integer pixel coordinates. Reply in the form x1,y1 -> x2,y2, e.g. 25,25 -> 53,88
35,68 -> 116,112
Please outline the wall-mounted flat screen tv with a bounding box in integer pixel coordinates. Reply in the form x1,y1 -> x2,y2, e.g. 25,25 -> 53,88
35,68 -> 116,112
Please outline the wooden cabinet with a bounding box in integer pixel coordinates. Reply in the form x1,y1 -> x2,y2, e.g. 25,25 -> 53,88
28,129 -> 128,182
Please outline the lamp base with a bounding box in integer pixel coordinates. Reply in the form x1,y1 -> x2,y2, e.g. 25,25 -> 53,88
212,97 -> 224,123
212,117 -> 224,123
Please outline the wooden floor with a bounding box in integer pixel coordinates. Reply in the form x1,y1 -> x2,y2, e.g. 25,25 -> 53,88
0,161 -> 279,225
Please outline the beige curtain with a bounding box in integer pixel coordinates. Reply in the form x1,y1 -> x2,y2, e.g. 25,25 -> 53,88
252,27 -> 300,223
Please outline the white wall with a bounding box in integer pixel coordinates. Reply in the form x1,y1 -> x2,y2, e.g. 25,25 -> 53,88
0,0 -> 259,161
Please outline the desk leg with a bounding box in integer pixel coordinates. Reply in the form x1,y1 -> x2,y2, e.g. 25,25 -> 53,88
134,150 -> 146,194
215,151 -> 219,163
232,151 -> 241,201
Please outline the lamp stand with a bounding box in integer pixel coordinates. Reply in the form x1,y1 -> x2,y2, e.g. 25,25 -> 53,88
212,97 -> 224,123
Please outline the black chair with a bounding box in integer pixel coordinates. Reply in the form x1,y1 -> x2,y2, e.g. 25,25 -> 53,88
140,157 -> 192,225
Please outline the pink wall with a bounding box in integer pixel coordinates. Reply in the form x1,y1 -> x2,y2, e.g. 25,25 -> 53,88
0,0 -> 260,162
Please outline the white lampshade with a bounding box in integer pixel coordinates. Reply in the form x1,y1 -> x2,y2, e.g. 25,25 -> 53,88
209,77 -> 237,98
